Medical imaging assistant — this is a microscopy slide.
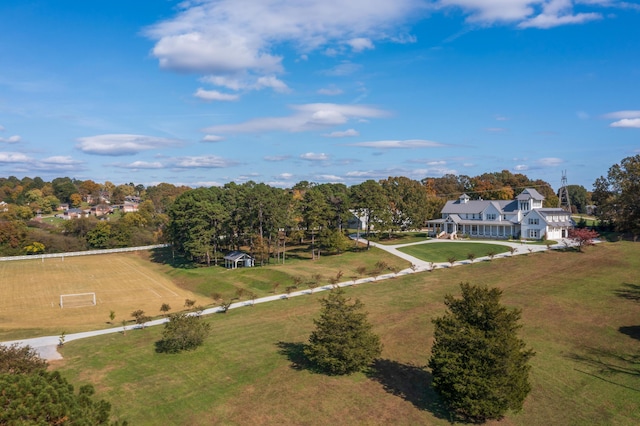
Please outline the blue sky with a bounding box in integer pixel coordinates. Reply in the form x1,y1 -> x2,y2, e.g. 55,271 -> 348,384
0,0 -> 638,190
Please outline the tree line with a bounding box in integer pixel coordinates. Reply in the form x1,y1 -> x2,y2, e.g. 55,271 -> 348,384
3,157 -> 636,259
167,171 -> 563,265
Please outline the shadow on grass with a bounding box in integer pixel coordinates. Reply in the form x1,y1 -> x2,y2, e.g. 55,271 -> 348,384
276,341 -> 317,372
276,344 -> 454,421
366,359 -> 450,421
567,347 -> 640,391
149,247 -> 197,269
615,283 -> 640,302
620,325 -> 640,341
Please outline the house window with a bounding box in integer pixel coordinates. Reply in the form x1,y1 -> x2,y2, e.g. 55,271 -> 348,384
528,218 -> 539,225
529,229 -> 539,239
471,225 -> 477,234
486,213 -> 496,220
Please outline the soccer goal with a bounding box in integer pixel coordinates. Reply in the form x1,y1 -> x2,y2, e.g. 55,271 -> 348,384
60,292 -> 97,308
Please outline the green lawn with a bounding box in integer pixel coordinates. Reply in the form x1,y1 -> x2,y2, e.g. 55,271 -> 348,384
53,242 -> 640,425
397,241 -> 511,263
150,246 -> 410,301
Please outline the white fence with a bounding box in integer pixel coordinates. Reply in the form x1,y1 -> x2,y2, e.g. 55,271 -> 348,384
0,244 -> 170,263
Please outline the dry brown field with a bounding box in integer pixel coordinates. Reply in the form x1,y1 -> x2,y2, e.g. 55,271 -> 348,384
0,252 -> 209,339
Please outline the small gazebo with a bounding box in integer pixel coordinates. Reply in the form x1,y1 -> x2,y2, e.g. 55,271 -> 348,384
223,251 -> 255,269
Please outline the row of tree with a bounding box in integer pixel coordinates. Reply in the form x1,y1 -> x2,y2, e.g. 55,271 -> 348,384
168,171 -> 562,265
8,159 -> 635,259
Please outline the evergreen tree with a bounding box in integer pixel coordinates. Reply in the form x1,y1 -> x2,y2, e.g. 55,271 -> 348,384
428,283 -> 534,422
305,288 -> 381,375
0,344 -> 122,425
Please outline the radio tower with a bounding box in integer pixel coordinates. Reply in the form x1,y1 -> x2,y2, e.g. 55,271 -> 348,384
558,171 -> 571,212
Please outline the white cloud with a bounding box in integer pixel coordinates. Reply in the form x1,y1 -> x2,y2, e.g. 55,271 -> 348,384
0,135 -> 21,144
317,87 -> 343,96
34,156 -> 84,172
194,88 -> 240,101
514,164 -> 529,171
519,11 -> 601,29
440,0 -> 537,23
171,155 -> 238,168
256,75 -> 290,93
264,155 -> 291,161
610,118 -> 640,128
324,129 -> 360,138
278,172 -> 294,179
118,161 -> 165,169
440,0 -> 604,28
603,110 -> 640,119
301,152 -> 329,161
202,134 -> 225,142
348,139 -> 445,148
576,111 -> 590,120
201,75 -> 247,91
145,0 -> 422,71
316,174 -> 344,182
205,103 -> 389,134
0,152 -> 31,163
603,111 -> 640,128
347,37 -> 374,52
321,61 -> 362,76
495,115 -> 509,121
76,134 -> 181,156
536,157 -> 563,167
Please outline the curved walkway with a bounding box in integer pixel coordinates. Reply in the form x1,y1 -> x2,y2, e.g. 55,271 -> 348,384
2,237 -> 575,361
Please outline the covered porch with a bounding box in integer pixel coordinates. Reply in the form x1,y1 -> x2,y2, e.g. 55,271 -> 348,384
426,217 -> 518,239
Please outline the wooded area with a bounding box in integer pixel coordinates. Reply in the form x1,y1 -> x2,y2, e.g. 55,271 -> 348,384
4,156 -> 637,261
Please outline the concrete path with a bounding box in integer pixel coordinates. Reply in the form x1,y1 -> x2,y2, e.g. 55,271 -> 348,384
1,236 -> 575,361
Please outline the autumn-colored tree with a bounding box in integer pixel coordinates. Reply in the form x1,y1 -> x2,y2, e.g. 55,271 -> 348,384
568,228 -> 599,252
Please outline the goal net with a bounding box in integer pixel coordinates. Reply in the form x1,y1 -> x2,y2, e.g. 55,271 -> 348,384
60,292 -> 96,308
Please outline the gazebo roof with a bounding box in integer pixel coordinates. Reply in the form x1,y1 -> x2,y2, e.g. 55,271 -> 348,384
223,251 -> 253,261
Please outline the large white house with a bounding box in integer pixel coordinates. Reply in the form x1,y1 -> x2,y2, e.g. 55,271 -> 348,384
426,188 -> 573,240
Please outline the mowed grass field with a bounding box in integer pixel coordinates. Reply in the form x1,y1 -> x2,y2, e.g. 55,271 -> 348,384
0,246 -> 409,340
0,253 -> 208,340
52,242 -> 640,425
398,241 -> 511,263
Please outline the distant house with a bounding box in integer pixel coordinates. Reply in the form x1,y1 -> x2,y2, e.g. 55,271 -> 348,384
122,201 -> 139,213
91,204 -> 113,217
426,188 -> 574,240
347,210 -> 368,231
223,251 -> 255,269
63,208 -> 90,220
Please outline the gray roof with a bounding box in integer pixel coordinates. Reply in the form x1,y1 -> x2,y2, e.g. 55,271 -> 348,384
516,188 -> 545,201
442,198 -> 517,215
223,251 -> 253,261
